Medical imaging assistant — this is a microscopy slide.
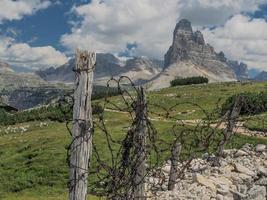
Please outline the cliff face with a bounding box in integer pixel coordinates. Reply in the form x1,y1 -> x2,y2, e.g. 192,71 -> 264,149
148,19 -> 237,90
254,71 -> 267,81
0,86 -> 68,110
227,60 -> 249,80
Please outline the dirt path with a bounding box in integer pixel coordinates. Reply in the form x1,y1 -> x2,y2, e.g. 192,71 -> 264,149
104,109 -> 267,138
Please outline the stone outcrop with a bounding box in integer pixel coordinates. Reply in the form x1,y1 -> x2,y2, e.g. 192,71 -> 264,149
148,19 -> 237,90
148,144 -> 267,200
254,71 -> 267,81
227,60 -> 249,80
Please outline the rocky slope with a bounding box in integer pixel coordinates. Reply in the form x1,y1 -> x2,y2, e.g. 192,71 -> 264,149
150,144 -> 267,200
148,19 -> 237,90
254,71 -> 267,81
0,86 -> 69,110
36,54 -> 162,85
0,60 -> 70,110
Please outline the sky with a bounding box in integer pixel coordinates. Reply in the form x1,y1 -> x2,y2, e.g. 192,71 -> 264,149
0,0 -> 266,71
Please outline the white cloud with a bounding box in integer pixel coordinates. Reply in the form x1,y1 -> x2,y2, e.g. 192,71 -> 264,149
61,0 -> 181,58
179,0 -> 266,26
61,0 -> 266,61
202,15 -> 267,70
0,36 -> 68,69
0,0 -> 51,23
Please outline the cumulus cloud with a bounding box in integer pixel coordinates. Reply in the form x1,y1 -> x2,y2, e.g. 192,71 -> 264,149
202,15 -> 267,70
61,0 -> 265,60
61,0 -> 181,58
180,0 -> 266,26
0,36 -> 68,69
0,0 -> 51,23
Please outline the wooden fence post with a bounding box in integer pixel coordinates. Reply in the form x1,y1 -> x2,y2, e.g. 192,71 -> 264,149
69,49 -> 96,200
168,142 -> 182,190
133,86 -> 147,200
217,96 -> 242,156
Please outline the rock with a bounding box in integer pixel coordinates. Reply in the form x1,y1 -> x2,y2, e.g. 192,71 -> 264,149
36,54 -> 163,86
231,190 -> 246,200
255,144 -> 266,152
148,19 -> 236,90
254,71 -> 267,81
245,185 -> 266,200
162,164 -> 171,174
217,184 -> 230,195
255,177 -> 267,186
216,194 -> 224,200
227,60 -> 249,80
258,166 -> 267,176
234,163 -> 256,177
236,184 -> 248,195
230,172 -> 252,184
194,173 -> 217,191
234,150 -> 248,157
241,143 -> 253,151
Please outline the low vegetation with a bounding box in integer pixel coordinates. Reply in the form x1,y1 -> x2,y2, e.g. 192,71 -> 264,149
170,76 -> 208,87
221,91 -> 267,115
1,81 -> 267,199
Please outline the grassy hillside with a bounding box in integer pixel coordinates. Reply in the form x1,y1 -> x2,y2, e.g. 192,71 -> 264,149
1,81 -> 267,199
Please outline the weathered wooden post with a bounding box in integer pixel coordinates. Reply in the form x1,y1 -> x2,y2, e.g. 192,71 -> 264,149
69,49 -> 96,200
168,142 -> 182,190
217,96 -> 242,156
133,86 -> 147,200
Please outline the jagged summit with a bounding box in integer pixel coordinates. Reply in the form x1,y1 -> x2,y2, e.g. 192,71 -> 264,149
173,19 -> 193,40
149,19 -> 237,90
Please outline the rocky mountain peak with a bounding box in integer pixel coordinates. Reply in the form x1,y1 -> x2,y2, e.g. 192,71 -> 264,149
193,30 -> 205,45
164,19 -> 213,68
254,70 -> 267,81
173,19 -> 193,41
227,60 -> 249,80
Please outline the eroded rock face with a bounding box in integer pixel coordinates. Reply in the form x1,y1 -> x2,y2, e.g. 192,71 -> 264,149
149,19 -> 236,90
227,60 -> 249,80
254,71 -> 267,81
148,144 -> 267,200
0,86 -> 68,110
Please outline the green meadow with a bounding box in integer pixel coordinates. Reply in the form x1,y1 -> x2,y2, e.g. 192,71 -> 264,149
1,81 -> 267,199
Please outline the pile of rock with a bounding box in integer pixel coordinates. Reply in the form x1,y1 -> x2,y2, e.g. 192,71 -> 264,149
0,125 -> 30,134
148,144 -> 267,200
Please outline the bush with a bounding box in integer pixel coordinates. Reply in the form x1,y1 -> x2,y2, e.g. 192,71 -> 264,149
0,103 -> 104,126
221,91 -> 267,116
170,76 -> 208,86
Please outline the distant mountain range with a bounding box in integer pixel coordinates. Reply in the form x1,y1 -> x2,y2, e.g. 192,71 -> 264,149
254,71 -> 267,81
1,19 -> 267,109
36,53 -> 163,86
34,19 -> 255,90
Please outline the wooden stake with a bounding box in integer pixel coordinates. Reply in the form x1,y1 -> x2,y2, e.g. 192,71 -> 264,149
69,49 -> 96,200
133,86 -> 147,200
168,142 -> 182,190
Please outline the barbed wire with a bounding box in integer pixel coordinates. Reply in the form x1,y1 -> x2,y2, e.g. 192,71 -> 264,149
58,76 -> 267,199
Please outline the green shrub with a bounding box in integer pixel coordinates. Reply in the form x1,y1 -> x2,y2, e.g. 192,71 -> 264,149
221,91 -> 267,115
170,76 -> 208,86
0,103 -> 104,126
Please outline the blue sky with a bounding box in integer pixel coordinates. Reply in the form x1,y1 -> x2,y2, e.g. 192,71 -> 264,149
0,1 -> 88,51
0,0 -> 266,71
